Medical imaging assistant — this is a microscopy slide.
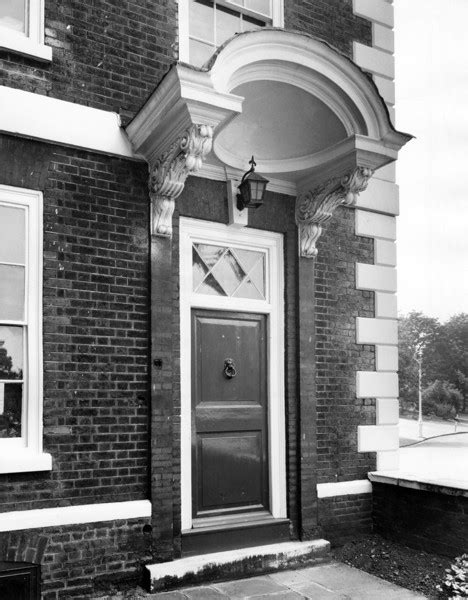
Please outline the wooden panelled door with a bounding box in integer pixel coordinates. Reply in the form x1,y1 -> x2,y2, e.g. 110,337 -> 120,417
191,309 -> 269,521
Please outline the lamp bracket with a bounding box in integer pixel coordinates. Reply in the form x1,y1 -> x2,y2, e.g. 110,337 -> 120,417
227,179 -> 248,228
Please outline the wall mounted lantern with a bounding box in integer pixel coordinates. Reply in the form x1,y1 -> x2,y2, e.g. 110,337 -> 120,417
237,156 -> 269,210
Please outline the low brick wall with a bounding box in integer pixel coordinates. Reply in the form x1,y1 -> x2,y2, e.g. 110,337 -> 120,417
318,493 -> 373,545
0,517 -> 152,599
372,481 -> 468,557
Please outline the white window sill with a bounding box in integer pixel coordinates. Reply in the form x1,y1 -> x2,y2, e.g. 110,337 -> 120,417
0,28 -> 52,62
0,451 -> 52,474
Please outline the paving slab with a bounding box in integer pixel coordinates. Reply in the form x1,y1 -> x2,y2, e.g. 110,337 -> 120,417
146,560 -> 427,599
213,576 -> 289,598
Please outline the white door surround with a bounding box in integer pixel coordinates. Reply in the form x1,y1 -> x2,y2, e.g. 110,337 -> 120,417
179,218 -> 286,531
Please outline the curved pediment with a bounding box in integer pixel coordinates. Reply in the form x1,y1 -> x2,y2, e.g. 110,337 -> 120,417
127,28 -> 411,204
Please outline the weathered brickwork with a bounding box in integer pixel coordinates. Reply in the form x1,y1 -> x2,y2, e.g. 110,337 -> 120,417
0,0 -> 370,118
373,483 -> 468,558
0,134 -> 150,510
0,517 -> 152,599
0,0 -> 178,116
285,0 -> 372,56
315,208 -> 376,483
318,493 -> 373,545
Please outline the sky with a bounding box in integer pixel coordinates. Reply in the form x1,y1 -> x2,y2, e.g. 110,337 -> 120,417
394,0 -> 468,323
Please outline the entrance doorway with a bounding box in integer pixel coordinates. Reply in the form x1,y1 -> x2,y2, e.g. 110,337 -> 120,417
180,218 -> 286,540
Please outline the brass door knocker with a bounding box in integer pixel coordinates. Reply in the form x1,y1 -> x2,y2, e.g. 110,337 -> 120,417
223,358 -> 237,379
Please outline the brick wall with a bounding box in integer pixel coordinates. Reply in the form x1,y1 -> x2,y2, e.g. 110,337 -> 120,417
315,207 -> 376,482
0,517 -> 152,599
0,0 -> 370,118
0,0 -> 178,117
373,482 -> 468,558
285,0 -> 372,56
318,493 -> 373,545
0,134 -> 150,510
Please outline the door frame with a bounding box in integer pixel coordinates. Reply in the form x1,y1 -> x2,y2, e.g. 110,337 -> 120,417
180,217 -> 286,531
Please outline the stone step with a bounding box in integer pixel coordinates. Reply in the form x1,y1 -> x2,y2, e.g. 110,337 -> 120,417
145,539 -> 331,592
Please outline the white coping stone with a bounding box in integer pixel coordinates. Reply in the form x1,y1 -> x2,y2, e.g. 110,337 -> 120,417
355,178 -> 399,215
0,85 -> 135,158
358,425 -> 399,452
356,264 -> 397,293
146,540 -> 330,582
353,0 -> 394,27
373,74 -> 396,105
376,450 -> 399,471
0,500 -> 152,532
355,211 -> 396,241
375,162 -> 396,184
373,23 -> 395,53
353,43 -> 395,80
375,239 -> 396,266
317,480 -> 372,498
375,292 -> 397,318
356,317 -> 397,345
376,398 -> 399,424
368,472 -> 468,495
376,345 -> 399,371
356,371 -> 398,398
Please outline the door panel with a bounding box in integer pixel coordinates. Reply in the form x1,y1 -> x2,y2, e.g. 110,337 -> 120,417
192,310 -> 269,520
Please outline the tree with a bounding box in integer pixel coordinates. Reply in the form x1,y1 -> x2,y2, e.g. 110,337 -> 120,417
398,312 -> 440,407
422,380 -> 463,418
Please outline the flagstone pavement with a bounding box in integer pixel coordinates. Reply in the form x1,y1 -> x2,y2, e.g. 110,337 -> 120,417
146,561 -> 427,599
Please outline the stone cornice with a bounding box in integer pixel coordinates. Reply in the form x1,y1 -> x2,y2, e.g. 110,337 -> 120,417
296,167 -> 373,258
149,124 -> 213,237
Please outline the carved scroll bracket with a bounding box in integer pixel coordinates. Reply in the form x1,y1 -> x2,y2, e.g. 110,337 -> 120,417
295,166 -> 373,259
149,124 -> 213,237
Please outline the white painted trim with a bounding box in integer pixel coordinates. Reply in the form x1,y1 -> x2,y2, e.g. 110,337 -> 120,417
353,0 -> 394,28
358,425 -> 399,452
0,500 -> 152,532
0,184 -> 51,473
179,218 -> 286,530
0,86 -> 135,158
353,42 -> 395,80
178,0 -> 284,64
0,0 -> 51,61
317,480 -> 372,498
356,317 -> 397,346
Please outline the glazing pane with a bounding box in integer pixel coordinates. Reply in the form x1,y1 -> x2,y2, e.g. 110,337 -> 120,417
233,248 -> 263,273
242,13 -> 266,31
0,326 -> 23,379
216,5 -> 240,46
197,273 -> 226,296
0,205 -> 25,264
0,264 -> 25,321
0,383 -> 22,438
193,247 -> 209,290
189,0 -> 215,42
245,0 -> 271,16
232,278 -> 263,300
211,250 -> 246,295
0,0 -> 26,33
194,244 -> 226,269
189,38 -> 215,67
248,258 -> 265,297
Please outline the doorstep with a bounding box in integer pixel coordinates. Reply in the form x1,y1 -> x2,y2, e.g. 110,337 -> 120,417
145,539 -> 331,592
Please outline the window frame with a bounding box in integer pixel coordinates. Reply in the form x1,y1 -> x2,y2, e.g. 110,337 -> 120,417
179,0 -> 284,65
0,184 -> 51,473
0,0 -> 52,62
